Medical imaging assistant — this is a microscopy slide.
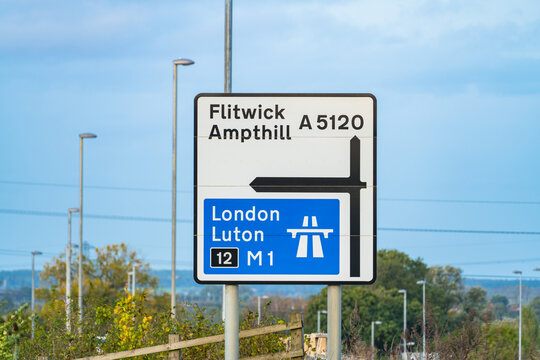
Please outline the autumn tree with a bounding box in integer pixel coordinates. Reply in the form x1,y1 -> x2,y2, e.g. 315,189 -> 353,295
37,243 -> 158,307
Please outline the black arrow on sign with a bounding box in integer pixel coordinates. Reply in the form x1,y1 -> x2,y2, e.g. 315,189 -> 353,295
249,136 -> 367,277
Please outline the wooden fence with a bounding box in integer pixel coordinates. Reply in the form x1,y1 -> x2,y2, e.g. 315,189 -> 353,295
40,313 -> 303,360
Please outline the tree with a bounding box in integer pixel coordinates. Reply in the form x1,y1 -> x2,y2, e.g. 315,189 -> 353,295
374,250 -> 427,298
463,286 -> 488,319
426,265 -> 465,327
305,285 -> 420,353
491,294 -> 509,320
491,294 -> 509,306
431,312 -> 484,360
476,321 -> 517,360
529,296 -> 540,323
38,243 -> 158,306
523,306 -> 540,358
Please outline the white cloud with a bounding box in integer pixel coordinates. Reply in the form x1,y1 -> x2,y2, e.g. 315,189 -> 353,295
235,0 -> 540,45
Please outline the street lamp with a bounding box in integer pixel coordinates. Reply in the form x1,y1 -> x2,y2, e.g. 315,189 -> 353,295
78,132 -> 97,326
131,263 -> 141,297
417,280 -> 426,359
171,57 -> 194,318
31,251 -> 42,339
513,270 -> 522,360
317,309 -> 328,333
257,295 -> 270,326
66,208 -> 79,332
398,289 -> 407,360
371,320 -> 382,360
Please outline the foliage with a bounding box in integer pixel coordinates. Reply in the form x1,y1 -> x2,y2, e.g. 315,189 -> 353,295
491,294 -> 509,306
375,249 -> 427,297
462,287 -> 487,315
431,312 -> 484,360
97,291 -> 156,354
523,305 -> 540,358
426,265 -> 464,326
244,295 -> 307,324
0,304 -> 30,360
475,321 -> 517,360
38,243 -> 158,306
239,308 -> 286,358
9,289 -> 287,359
530,296 -> 540,323
304,250 -> 494,356
491,294 -> 510,320
305,285 -> 419,352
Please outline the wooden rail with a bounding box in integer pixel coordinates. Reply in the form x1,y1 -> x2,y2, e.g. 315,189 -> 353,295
72,313 -> 303,360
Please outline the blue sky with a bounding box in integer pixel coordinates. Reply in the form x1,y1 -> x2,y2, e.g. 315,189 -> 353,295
1,0 -> 539,280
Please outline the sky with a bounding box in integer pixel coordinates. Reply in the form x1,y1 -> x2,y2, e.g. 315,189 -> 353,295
1,0 -> 540,281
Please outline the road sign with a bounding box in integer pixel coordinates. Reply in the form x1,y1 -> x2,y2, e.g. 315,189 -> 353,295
195,94 -> 376,284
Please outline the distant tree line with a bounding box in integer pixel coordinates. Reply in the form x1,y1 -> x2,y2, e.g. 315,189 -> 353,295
1,245 -> 539,359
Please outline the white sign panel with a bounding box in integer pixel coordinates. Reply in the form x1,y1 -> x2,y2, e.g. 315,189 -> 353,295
195,94 -> 376,284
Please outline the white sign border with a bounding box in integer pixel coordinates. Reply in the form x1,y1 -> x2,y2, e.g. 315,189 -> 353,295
194,93 -> 377,285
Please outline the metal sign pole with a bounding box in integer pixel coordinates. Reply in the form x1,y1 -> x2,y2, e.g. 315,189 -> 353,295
225,284 -> 239,360
223,0 -> 239,359
328,285 -> 341,360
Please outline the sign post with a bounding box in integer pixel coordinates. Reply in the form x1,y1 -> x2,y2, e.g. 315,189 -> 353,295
195,93 -> 376,358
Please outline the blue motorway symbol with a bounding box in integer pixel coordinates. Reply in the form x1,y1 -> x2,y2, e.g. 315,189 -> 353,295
203,199 -> 340,275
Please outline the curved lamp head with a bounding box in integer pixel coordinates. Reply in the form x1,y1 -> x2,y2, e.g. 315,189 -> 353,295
173,58 -> 195,66
398,289 -> 406,294
534,268 -> 540,271
69,208 -> 80,214
79,133 -> 97,139
417,280 -> 426,285
513,270 -> 522,275
374,320 -> 382,325
32,251 -> 43,256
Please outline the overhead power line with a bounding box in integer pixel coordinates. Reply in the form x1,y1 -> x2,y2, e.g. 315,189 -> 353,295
0,208 -> 190,223
2,180 -> 539,205
380,197 -> 540,205
379,227 -> 540,236
464,274 -> 540,280
451,257 -> 540,266
0,180 -> 190,194
0,248 -> 56,257
1,208 -> 540,235
1,208 -> 539,234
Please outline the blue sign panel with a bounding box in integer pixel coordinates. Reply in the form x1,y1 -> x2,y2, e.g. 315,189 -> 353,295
203,199 -> 340,275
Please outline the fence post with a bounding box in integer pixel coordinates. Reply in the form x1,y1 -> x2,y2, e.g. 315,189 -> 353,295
168,334 -> 181,360
290,313 -> 303,360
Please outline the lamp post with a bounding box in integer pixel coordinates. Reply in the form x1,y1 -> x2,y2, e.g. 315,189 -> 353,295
222,2 -> 239,359
257,295 -> 269,326
127,272 -> 132,290
317,309 -> 328,333
513,270 -> 522,360
131,263 -> 141,297
31,250 -> 42,339
66,208 -> 79,332
79,132 -> 97,325
416,280 -> 426,359
171,57 -> 194,318
398,289 -> 407,360
371,320 -> 382,360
